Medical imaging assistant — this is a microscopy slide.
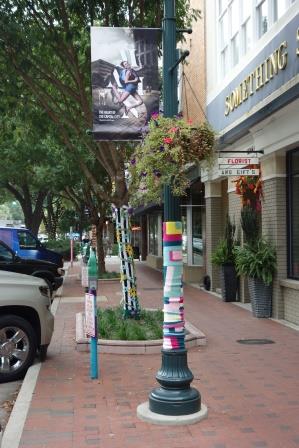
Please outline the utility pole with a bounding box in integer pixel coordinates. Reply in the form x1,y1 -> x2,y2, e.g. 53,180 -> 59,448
148,0 -> 201,416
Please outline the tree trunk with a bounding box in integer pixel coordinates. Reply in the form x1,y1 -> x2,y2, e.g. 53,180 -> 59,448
115,206 -> 140,317
95,218 -> 106,275
22,189 -> 47,236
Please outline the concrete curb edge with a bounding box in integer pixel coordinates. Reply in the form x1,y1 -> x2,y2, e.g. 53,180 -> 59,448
0,294 -> 61,448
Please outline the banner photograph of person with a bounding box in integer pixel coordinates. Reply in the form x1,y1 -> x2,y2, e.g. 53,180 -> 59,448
90,27 -> 160,141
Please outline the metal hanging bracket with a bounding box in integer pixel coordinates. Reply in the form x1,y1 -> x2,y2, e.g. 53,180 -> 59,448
169,50 -> 190,73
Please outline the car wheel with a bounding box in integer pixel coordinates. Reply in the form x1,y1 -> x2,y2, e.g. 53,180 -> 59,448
0,315 -> 37,383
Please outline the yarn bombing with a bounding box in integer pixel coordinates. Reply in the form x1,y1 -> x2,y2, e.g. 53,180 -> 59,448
115,207 -> 140,317
162,222 -> 185,350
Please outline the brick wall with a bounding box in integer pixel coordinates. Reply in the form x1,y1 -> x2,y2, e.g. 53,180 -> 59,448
262,177 -> 287,319
180,0 -> 206,123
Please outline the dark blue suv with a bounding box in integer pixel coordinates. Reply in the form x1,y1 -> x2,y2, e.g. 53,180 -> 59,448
0,226 -> 63,267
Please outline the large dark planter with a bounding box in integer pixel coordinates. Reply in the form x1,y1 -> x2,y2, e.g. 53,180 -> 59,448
220,263 -> 239,302
248,277 -> 272,318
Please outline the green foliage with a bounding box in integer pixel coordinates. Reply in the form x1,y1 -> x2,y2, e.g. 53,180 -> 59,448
129,116 -> 215,205
46,238 -> 80,260
112,243 -> 119,256
0,201 -> 23,221
211,215 -> 237,265
211,240 -> 234,266
241,205 -> 260,244
234,239 -> 277,286
97,307 -> 163,340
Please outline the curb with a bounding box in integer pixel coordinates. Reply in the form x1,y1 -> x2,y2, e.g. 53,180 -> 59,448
0,294 -> 61,448
1,364 -> 41,448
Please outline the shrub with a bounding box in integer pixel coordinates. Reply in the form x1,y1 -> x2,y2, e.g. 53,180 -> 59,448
97,307 -> 163,340
46,238 -> 80,260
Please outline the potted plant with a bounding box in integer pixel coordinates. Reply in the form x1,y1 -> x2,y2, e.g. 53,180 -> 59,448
211,215 -> 239,302
234,239 -> 276,317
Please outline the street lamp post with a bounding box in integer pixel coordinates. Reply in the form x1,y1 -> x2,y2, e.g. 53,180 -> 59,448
148,0 -> 201,416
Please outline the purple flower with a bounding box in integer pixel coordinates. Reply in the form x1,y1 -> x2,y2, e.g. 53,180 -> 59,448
130,158 -> 136,165
153,169 -> 161,177
159,146 -> 165,152
140,171 -> 147,177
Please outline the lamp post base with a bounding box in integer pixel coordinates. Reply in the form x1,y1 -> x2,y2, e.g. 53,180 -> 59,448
149,349 -> 201,416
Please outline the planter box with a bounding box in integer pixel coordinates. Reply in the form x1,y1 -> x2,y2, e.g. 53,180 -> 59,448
248,277 -> 272,318
220,264 -> 239,302
76,312 -> 206,354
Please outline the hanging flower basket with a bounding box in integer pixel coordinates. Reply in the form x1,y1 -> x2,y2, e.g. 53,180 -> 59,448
129,115 -> 215,205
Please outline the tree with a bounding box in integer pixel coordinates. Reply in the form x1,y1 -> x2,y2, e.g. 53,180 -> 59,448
0,0 -> 200,313
0,0 -> 199,208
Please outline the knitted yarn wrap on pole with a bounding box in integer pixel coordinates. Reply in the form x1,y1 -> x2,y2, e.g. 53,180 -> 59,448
163,221 -> 185,350
114,206 -> 140,318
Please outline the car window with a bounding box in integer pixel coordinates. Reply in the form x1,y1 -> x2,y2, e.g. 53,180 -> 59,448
0,229 -> 13,246
17,231 -> 38,249
0,244 -> 13,261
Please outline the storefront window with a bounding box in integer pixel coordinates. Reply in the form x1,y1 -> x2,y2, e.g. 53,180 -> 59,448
148,214 -> 159,255
180,181 -> 205,266
192,207 -> 203,265
181,209 -> 187,264
287,149 -> 299,279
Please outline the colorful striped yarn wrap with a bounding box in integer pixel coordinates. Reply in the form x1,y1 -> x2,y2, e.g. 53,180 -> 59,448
162,222 -> 185,350
114,207 -> 140,317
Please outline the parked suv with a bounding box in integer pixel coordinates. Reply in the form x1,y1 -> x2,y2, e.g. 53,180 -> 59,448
0,270 -> 54,383
0,226 -> 63,267
0,240 -> 64,294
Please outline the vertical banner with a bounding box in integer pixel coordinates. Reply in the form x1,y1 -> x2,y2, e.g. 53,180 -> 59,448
90,27 -> 160,141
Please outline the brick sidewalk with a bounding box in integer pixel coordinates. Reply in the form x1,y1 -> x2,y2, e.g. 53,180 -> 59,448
19,261 -> 299,448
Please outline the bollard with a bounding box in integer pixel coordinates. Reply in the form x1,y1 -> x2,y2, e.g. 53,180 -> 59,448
86,248 -> 99,379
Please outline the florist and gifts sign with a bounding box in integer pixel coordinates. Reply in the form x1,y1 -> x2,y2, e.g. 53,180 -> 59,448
90,27 -> 160,141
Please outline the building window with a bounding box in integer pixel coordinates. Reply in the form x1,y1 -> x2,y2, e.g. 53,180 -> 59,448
148,214 -> 159,255
219,9 -> 229,76
274,0 -> 287,20
231,33 -> 240,66
287,149 -> 299,279
218,0 -> 226,14
181,209 -> 188,264
192,207 -> 203,265
241,0 -> 252,55
257,0 -> 269,37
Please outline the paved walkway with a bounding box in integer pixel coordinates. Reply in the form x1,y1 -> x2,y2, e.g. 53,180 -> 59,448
16,261 -> 299,447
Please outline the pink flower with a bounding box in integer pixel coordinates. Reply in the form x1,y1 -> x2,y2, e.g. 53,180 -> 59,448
187,119 -> 193,125
151,112 -> 159,119
163,137 -> 173,144
169,127 -> 179,133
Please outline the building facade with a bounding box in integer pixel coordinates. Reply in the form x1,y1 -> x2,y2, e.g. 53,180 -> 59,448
204,0 -> 299,323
